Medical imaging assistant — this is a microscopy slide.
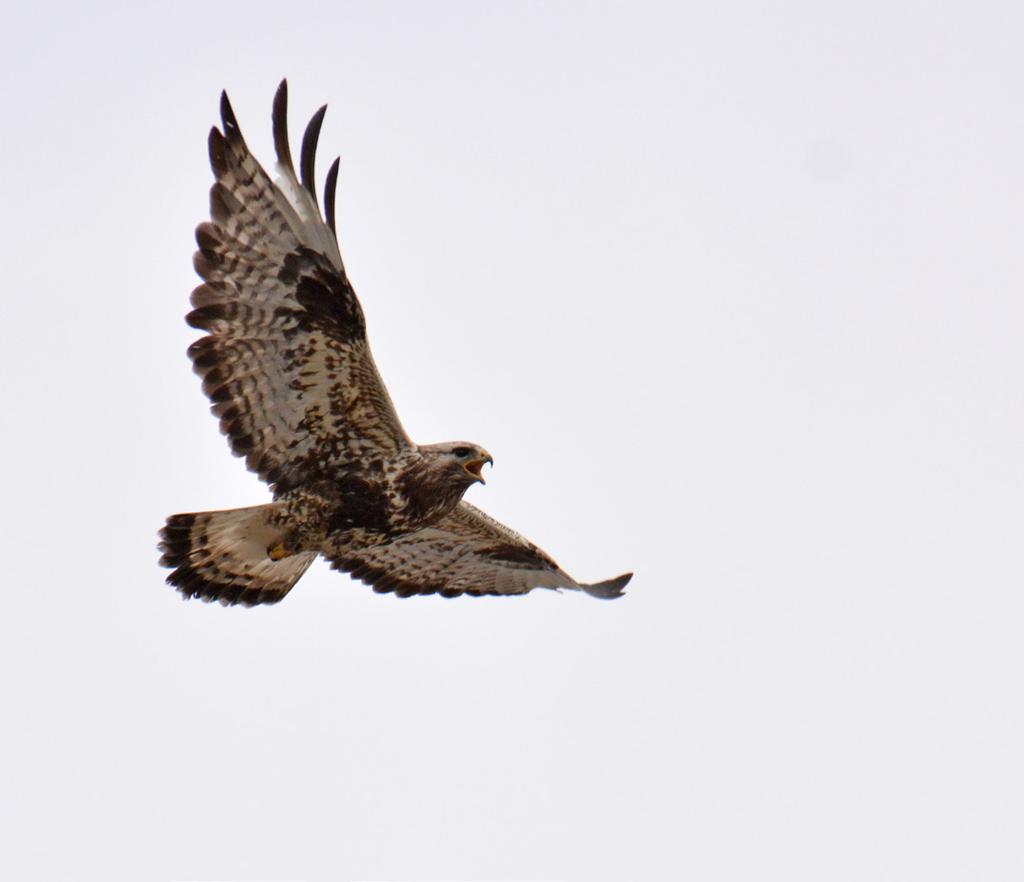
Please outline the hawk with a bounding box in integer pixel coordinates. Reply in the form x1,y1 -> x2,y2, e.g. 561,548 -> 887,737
159,81 -> 632,605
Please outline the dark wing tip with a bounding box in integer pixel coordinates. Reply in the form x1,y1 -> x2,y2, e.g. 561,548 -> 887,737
581,571 -> 632,600
300,104 -> 328,202
272,79 -> 293,172
324,156 -> 340,235
219,90 -> 244,146
207,126 -> 227,174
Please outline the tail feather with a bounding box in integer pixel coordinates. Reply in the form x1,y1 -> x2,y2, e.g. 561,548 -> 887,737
159,505 -> 316,606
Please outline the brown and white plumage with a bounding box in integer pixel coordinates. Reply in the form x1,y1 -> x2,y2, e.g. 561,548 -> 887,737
327,502 -> 632,599
159,80 -> 632,605
190,83 -> 411,493
161,507 -> 317,606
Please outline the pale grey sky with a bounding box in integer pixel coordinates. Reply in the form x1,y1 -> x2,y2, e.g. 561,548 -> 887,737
2,1 -> 1023,880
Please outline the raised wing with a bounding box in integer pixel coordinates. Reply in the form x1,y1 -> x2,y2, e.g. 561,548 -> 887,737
324,502 -> 632,599
187,80 -> 413,494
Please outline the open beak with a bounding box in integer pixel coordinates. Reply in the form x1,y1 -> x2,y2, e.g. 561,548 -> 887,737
464,453 -> 493,484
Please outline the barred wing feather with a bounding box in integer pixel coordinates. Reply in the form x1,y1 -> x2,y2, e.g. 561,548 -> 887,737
325,502 -> 632,599
187,80 -> 412,494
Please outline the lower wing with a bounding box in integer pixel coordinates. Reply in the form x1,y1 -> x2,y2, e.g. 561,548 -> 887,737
324,502 -> 631,599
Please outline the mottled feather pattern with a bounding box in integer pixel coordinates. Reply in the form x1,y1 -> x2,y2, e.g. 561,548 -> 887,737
160,80 -> 631,605
189,85 -> 412,494
326,502 -> 631,598
159,507 -> 316,606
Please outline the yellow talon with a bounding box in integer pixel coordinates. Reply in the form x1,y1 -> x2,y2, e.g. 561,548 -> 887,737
268,542 -> 290,561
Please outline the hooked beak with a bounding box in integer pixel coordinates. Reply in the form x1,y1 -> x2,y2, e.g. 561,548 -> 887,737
464,453 -> 493,484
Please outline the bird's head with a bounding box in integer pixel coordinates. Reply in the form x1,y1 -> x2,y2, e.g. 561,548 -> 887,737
419,442 -> 494,486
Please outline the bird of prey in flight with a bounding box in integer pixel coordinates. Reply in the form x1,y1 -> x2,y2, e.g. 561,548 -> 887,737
159,81 -> 632,605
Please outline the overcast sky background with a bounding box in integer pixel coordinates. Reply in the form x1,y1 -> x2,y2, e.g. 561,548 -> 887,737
2,2 -> 1023,880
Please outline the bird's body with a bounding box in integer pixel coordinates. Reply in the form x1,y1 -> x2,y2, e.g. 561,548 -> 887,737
159,81 -> 631,605
269,444 -> 490,553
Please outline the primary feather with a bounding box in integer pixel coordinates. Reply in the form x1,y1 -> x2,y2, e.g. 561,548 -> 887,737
159,80 -> 632,605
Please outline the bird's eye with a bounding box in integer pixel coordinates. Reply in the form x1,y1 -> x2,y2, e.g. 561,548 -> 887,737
452,446 -> 473,458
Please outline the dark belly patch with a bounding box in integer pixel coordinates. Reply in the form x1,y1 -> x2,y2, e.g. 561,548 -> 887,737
329,475 -> 393,533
